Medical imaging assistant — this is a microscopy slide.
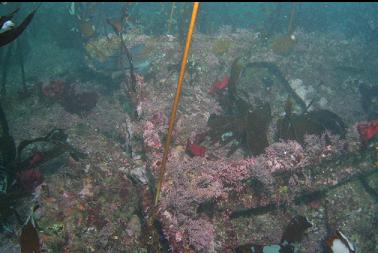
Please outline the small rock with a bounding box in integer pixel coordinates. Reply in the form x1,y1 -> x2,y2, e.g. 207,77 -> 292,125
319,97 -> 328,107
84,164 -> 90,173
79,178 -> 93,198
118,166 -> 129,173
129,165 -> 148,185
126,215 -> 142,238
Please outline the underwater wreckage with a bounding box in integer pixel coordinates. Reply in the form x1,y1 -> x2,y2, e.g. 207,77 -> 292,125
1,3 -> 377,252
207,58 -> 347,156
118,5 -> 376,249
152,57 -> 377,252
147,21 -> 377,249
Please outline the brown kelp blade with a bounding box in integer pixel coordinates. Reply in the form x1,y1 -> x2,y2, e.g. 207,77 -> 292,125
235,215 -> 311,253
20,220 -> 41,253
0,7 -> 20,27
281,215 -> 312,244
0,8 -> 37,47
106,17 -> 123,34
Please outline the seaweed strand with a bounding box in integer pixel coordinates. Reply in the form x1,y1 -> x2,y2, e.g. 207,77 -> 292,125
120,35 -> 137,93
1,44 -> 13,96
17,39 -> 26,90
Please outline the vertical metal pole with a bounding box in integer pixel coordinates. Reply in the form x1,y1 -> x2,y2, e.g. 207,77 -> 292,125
155,2 -> 200,206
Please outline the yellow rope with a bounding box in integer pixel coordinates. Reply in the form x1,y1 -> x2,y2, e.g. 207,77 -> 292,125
155,2 -> 200,206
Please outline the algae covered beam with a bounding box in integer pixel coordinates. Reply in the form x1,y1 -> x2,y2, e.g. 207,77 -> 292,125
226,60 -> 307,112
230,149 -> 377,219
243,62 -> 307,111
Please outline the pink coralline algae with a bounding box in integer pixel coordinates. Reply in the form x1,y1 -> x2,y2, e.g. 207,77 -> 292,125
185,218 -> 216,252
263,140 -> 305,173
303,133 -> 348,164
143,120 -> 162,151
223,159 -> 255,189
157,130 -> 354,251
160,211 -> 216,253
158,156 -> 256,252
